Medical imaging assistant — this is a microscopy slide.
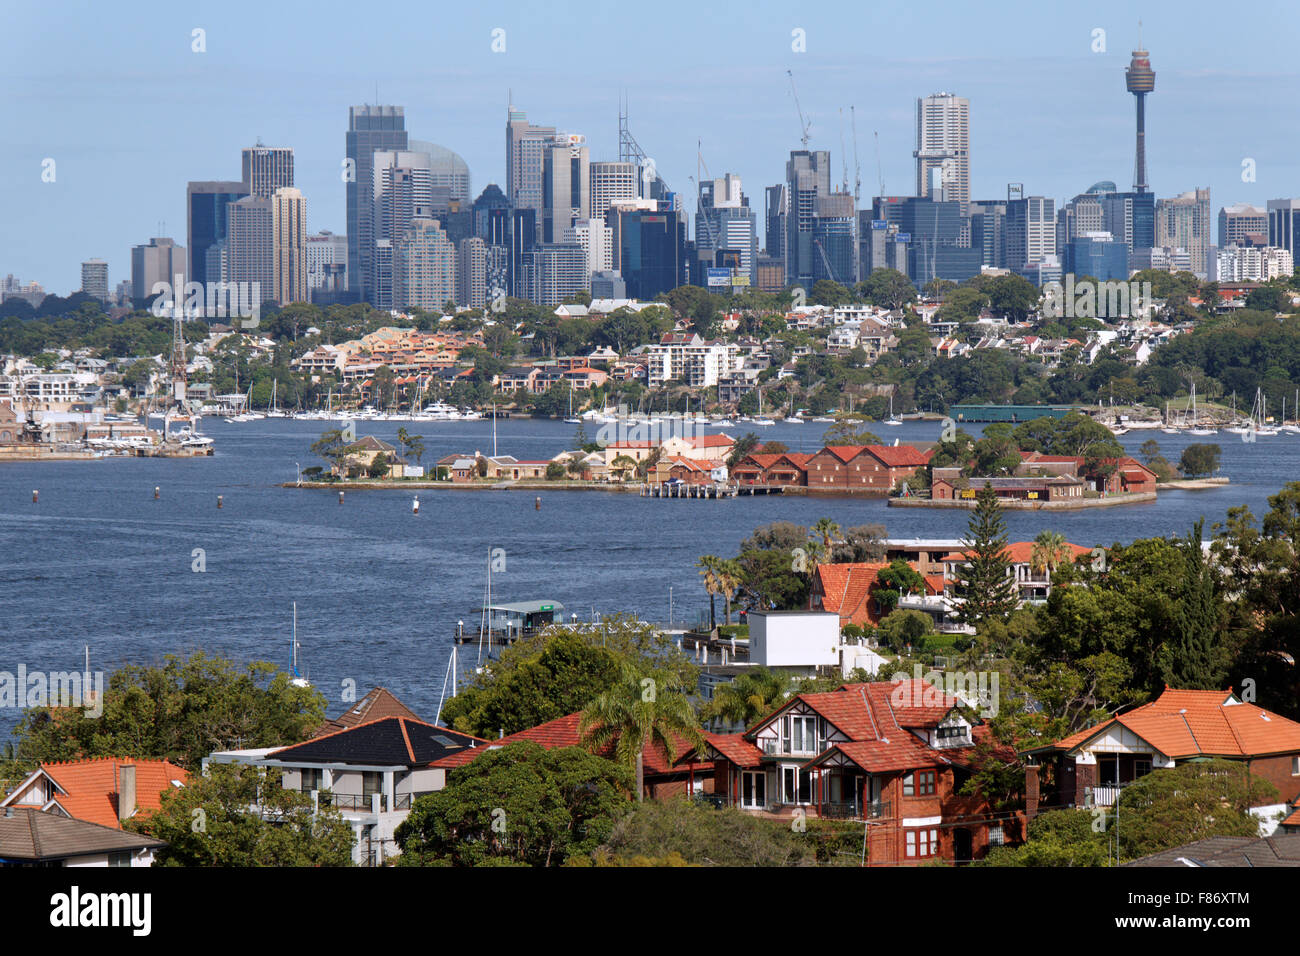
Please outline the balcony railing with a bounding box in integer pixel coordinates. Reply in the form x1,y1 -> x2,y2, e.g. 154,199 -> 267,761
816,799 -> 891,820
322,793 -> 386,812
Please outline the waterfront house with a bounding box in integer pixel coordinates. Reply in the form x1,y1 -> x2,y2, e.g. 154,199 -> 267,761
1017,452 -> 1157,495
732,452 -> 812,488
804,444 -> 932,495
651,455 -> 727,486
1023,688 -> 1300,825
1,758 -> 189,831
0,808 -> 166,867
702,679 -> 1023,864
339,435 -> 397,476
483,455 -> 551,480
931,470 -> 1085,502
207,716 -> 487,866
938,540 -> 1092,604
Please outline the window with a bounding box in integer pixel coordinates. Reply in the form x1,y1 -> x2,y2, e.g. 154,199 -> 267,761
905,828 -> 937,858
781,714 -> 819,754
903,772 -> 913,796
108,851 -> 132,868
741,771 -> 766,809
1293,756 -> 1300,776
300,768 -> 322,793
988,825 -> 1005,846
362,772 -> 382,797
781,766 -> 812,805
917,770 -> 936,796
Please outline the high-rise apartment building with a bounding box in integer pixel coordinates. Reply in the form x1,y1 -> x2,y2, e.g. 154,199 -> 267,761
506,104 -> 557,242
914,93 -> 970,213
1219,203 -> 1268,246
969,200 -> 1008,269
542,140 -> 590,243
1267,199 -> 1300,256
226,196 -> 275,298
813,192 -> 857,285
272,187 -> 308,305
242,146 -> 294,198
590,161 -> 638,223
457,237 -> 488,309
529,243 -> 589,306
131,238 -> 185,304
393,218 -> 456,311
764,184 -> 787,264
187,180 -> 249,286
566,219 -> 613,276
1155,188 -> 1211,273
80,260 -> 108,300
346,105 -> 408,304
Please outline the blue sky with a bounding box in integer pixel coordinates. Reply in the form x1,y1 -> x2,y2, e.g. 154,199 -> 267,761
3,0 -> 1298,293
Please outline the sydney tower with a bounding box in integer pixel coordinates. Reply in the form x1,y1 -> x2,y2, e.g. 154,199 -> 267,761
1125,45 -> 1155,194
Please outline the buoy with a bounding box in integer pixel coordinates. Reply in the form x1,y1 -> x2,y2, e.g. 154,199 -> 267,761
412,496 -> 420,515
339,491 -> 345,505
535,496 -> 541,511
154,486 -> 160,500
32,489 -> 38,503
217,495 -> 223,509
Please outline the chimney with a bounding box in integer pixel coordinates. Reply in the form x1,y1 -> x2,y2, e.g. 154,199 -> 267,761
118,763 -> 137,822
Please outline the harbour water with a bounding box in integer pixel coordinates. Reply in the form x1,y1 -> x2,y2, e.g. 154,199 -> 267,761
0,416 -> 1286,739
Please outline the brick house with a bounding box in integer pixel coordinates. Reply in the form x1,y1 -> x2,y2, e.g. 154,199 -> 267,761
931,471 -> 1085,502
1017,452 -> 1157,495
704,680 -> 1023,864
1023,688 -> 1300,820
804,444 -> 933,495
938,540 -> 1092,604
732,452 -> 812,487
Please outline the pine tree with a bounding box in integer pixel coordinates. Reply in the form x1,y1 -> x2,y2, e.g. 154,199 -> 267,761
955,483 -> 1018,625
1159,519 -> 1220,688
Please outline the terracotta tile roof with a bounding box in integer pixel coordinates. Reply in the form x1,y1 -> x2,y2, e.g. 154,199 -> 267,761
938,541 -> 1090,566
428,712 -> 704,774
5,758 -> 190,830
1282,807 -> 1300,829
864,444 -> 932,467
1048,688 -> 1300,759
686,434 -> 735,448
705,733 -> 765,768
812,561 -> 936,627
822,445 -> 869,463
313,687 -> 424,737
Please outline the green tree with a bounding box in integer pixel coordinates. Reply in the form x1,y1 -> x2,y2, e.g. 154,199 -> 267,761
1157,521 -> 1221,689
873,559 -> 926,616
367,452 -> 390,478
310,427 -> 350,474
1179,443 -> 1221,478
396,426 -> 425,464
727,432 -> 761,467
977,809 -> 1109,867
822,415 -> 881,446
700,667 -> 790,730
126,761 -> 354,866
594,796 -> 815,866
579,667 -> 705,801
394,742 -> 631,866
856,269 -> 917,311
1029,530 -> 1073,576
955,484 -> 1018,625
13,652 -> 326,769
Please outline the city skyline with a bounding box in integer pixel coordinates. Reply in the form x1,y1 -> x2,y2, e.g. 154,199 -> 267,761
4,1 -> 1300,292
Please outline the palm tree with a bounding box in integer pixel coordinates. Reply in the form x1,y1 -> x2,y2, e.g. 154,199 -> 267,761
717,559 -> 743,625
1030,529 -> 1072,576
698,554 -> 726,630
702,667 -> 790,731
811,517 -> 842,552
580,668 -> 706,801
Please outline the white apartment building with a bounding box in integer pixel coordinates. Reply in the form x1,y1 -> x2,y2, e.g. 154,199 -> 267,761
565,219 -> 614,275
645,333 -> 740,388
1215,244 -> 1294,283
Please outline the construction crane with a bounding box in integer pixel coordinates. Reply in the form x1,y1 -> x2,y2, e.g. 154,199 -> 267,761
693,140 -> 719,251
786,69 -> 810,149
850,106 -> 862,209
873,130 -> 885,197
838,108 -> 849,193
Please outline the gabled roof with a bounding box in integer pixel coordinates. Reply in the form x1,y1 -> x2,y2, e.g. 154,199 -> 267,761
863,444 -> 932,468
1,758 -> 190,830
819,444 -> 870,463
268,717 -> 486,768
1044,687 -> 1300,759
1125,835 -> 1300,868
812,562 -> 938,626
938,540 -> 1090,566
313,687 -> 424,737
0,807 -> 164,862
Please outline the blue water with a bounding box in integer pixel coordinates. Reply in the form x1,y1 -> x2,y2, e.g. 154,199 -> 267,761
0,416 -> 1282,739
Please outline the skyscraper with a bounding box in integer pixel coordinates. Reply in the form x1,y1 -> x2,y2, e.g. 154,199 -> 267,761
272,187 -> 308,305
784,150 -> 831,286
607,203 -> 685,300
131,238 -> 185,305
1125,45 -> 1155,193
914,93 -> 970,213
187,180 -> 249,286
764,184 -> 787,263
542,139 -> 590,243
590,161 -> 638,222
241,145 -> 294,198
697,174 -> 758,284
80,260 -> 108,300
306,231 -> 348,292
347,105 -> 408,304
226,196 -> 275,300
1005,195 -> 1056,275
1267,199 -> 1300,255
506,104 -> 557,241
457,237 -> 488,309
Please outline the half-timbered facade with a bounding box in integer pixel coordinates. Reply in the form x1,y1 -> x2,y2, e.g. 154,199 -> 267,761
703,680 -> 1022,864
